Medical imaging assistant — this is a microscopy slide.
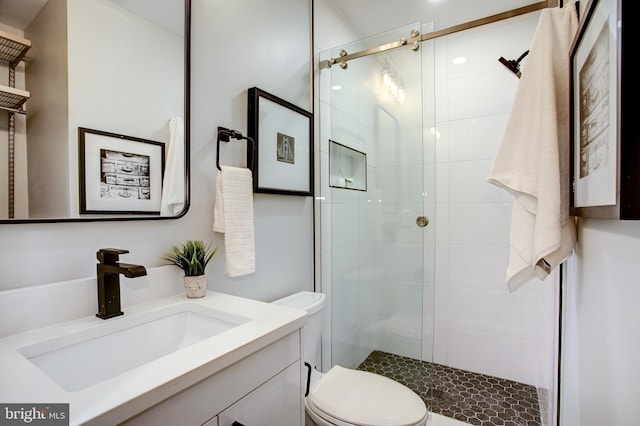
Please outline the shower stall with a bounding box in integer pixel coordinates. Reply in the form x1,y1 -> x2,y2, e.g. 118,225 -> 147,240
318,10 -> 558,426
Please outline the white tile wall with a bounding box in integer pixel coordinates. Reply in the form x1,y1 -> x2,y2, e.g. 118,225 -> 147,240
445,326 -> 540,385
430,11 -> 558,390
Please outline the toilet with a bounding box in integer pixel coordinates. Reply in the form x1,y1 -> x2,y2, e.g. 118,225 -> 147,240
272,291 -> 427,426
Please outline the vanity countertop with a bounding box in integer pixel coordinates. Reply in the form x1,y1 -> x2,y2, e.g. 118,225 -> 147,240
0,291 -> 307,425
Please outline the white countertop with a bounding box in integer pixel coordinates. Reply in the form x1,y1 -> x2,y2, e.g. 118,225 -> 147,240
0,291 -> 307,425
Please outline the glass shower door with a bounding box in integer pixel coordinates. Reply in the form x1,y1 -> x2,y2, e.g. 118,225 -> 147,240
321,23 -> 433,383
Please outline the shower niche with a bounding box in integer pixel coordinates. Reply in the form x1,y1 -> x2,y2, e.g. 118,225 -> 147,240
329,140 -> 367,191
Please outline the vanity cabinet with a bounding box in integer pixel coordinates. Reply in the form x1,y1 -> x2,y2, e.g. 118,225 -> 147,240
121,330 -> 303,426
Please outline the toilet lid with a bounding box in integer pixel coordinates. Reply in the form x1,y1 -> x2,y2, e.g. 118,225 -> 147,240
308,365 -> 427,426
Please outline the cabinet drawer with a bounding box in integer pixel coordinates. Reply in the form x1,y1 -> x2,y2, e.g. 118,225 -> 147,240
218,362 -> 302,426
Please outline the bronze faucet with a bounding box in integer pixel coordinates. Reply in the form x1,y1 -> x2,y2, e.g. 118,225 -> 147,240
96,248 -> 147,319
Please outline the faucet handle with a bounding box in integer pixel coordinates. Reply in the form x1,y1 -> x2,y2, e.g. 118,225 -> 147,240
97,248 -> 130,265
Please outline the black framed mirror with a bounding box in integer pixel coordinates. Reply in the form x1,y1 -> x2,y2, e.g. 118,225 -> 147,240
0,0 -> 190,223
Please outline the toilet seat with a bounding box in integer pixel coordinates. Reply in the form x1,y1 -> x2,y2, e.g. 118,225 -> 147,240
307,365 -> 427,426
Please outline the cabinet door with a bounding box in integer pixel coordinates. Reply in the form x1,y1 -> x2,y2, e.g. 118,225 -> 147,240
218,362 -> 302,426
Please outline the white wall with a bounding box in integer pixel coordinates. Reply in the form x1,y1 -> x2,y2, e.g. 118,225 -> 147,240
559,2 -> 640,422
0,0 -> 313,307
561,219 -> 640,426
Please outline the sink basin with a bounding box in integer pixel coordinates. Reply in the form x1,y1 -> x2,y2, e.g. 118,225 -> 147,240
18,303 -> 250,392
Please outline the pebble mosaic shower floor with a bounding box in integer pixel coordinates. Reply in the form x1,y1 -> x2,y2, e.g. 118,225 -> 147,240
357,351 -> 543,426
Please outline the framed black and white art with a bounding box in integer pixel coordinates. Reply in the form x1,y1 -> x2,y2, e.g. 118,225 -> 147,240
79,127 -> 165,215
247,87 -> 313,196
569,0 -> 639,219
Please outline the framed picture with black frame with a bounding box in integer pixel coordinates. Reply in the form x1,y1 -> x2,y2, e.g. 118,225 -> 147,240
79,127 -> 165,215
569,0 -> 639,219
247,87 -> 313,196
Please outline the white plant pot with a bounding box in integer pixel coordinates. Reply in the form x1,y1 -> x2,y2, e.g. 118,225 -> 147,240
183,274 -> 207,298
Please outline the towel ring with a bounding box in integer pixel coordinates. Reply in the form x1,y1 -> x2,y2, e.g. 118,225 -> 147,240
216,126 -> 255,171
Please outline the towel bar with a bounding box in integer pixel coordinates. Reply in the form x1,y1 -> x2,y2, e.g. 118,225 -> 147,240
216,126 -> 255,171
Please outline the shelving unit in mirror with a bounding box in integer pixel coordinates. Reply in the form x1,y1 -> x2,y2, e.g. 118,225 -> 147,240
0,30 -> 31,112
1,29 -> 32,220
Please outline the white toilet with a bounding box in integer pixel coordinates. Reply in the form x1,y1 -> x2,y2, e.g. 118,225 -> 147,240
272,291 -> 428,426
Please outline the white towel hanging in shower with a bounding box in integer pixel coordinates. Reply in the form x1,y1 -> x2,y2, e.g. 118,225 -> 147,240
487,3 -> 578,291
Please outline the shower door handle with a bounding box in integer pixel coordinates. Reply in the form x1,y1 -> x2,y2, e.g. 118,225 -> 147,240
416,215 -> 429,227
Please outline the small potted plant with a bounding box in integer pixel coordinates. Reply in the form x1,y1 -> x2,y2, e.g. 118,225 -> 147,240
162,240 -> 217,298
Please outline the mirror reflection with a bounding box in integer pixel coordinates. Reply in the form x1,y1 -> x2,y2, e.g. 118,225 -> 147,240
0,0 -> 189,222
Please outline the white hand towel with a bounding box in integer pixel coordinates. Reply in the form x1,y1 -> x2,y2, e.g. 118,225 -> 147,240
213,166 -> 255,277
160,117 -> 185,216
487,3 -> 578,291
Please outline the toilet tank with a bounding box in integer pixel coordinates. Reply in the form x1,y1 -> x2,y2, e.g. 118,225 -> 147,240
272,291 -> 326,371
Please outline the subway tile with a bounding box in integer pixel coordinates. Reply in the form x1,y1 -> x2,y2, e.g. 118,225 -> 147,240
443,286 -> 548,340
446,327 -> 540,386
447,203 -> 511,246
448,71 -> 517,120
447,115 -> 509,162
447,245 -> 509,289
448,160 -> 512,204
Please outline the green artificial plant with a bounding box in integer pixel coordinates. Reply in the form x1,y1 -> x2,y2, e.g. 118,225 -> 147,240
162,240 -> 218,276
